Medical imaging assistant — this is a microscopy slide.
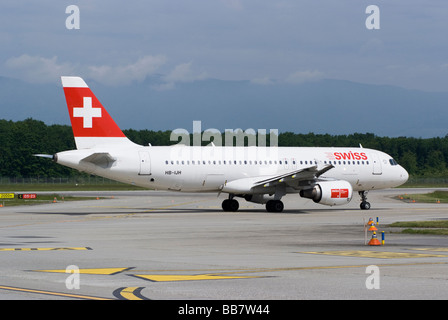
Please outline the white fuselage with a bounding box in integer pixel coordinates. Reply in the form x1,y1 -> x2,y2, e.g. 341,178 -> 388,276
56,145 -> 409,193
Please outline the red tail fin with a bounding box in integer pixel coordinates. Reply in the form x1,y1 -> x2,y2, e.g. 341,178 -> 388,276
61,76 -> 133,149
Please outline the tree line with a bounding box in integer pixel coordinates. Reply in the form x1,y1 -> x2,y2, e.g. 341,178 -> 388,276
1,118 -> 447,178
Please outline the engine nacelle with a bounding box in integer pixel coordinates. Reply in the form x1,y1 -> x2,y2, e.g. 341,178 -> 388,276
299,180 -> 353,206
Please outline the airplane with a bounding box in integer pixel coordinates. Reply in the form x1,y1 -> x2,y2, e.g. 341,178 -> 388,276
36,76 -> 409,213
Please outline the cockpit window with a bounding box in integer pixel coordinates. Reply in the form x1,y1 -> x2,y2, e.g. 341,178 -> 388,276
389,159 -> 398,166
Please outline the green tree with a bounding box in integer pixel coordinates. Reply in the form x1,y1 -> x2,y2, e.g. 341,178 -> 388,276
399,151 -> 418,175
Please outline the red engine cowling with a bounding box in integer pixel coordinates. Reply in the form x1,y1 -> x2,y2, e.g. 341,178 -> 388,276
299,180 -> 353,206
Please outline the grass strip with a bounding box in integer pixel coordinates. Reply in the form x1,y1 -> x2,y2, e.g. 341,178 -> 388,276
0,183 -> 146,192
389,220 -> 448,236
396,191 -> 448,203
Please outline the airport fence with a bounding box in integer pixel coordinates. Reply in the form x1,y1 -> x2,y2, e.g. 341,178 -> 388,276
0,176 -> 125,186
0,176 -> 447,188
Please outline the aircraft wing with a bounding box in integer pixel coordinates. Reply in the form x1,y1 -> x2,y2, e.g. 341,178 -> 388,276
221,163 -> 334,194
253,164 -> 334,188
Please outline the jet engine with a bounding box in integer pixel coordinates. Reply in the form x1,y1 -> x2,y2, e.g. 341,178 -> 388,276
299,180 -> 353,206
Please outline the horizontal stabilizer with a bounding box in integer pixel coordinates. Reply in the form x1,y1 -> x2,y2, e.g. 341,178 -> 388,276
81,152 -> 116,167
33,154 -> 54,160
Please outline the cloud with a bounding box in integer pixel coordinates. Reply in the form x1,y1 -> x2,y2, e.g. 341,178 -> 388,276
4,54 -> 168,86
5,54 -> 75,84
3,54 -> 210,89
163,62 -> 207,83
285,70 -> 324,84
250,76 -> 275,85
87,55 -> 167,86
153,62 -> 208,90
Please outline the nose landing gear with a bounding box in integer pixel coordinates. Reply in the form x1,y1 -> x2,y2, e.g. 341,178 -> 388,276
359,191 -> 371,210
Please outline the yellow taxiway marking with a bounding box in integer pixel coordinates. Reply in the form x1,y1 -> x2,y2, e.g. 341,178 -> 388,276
412,247 -> 448,252
34,267 -> 133,275
132,262 -> 448,280
0,247 -> 92,252
113,287 -> 148,300
301,250 -> 448,259
0,285 -> 111,300
133,273 -> 259,282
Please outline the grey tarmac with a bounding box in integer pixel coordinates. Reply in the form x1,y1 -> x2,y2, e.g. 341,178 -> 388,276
0,188 -> 447,300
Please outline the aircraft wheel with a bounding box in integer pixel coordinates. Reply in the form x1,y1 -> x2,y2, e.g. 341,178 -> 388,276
266,200 -> 284,213
359,191 -> 371,210
360,201 -> 371,210
222,199 -> 239,212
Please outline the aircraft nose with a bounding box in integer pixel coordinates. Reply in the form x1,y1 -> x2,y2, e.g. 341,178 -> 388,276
400,166 -> 409,183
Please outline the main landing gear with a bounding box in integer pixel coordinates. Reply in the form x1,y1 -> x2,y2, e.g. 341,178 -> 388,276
222,197 -> 239,212
265,200 -> 284,213
359,191 -> 371,210
221,195 -> 285,213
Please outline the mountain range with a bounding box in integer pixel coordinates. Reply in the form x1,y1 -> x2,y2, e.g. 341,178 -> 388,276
0,75 -> 447,138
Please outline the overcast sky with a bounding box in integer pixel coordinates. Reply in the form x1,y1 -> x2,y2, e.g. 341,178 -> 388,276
1,1 -> 448,91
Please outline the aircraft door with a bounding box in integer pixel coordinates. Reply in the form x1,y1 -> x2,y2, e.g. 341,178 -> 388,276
371,153 -> 382,175
138,151 -> 151,175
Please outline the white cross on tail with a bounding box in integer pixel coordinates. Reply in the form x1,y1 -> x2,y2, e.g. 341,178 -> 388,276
73,97 -> 102,128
